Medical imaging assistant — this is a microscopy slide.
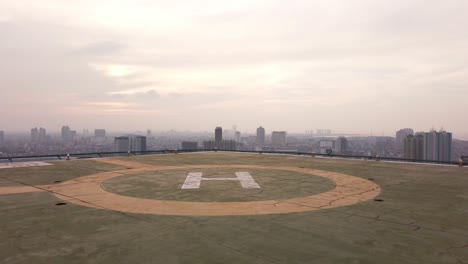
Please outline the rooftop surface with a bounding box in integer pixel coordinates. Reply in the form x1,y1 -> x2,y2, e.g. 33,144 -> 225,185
0,152 -> 467,263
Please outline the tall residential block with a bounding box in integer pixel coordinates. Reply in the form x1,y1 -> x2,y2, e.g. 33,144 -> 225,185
61,125 -> 76,140
31,127 -> 47,142
423,130 -> 452,162
396,128 -> 414,149
403,134 -> 424,160
256,126 -> 265,145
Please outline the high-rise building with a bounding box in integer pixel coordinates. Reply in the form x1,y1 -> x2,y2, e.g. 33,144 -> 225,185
30,127 -> 46,142
235,131 -> 241,142
39,128 -> 47,142
256,126 -> 265,145
404,134 -> 424,160
396,128 -> 414,150
62,126 -> 76,140
114,137 -> 130,152
31,128 -> 39,142
62,126 -> 71,140
130,136 -> 147,152
182,141 -> 198,150
438,131 -> 452,162
215,127 -> 223,142
94,129 -> 106,138
335,137 -> 348,153
423,130 -> 452,162
0,131 -> 4,145
271,131 -> 287,146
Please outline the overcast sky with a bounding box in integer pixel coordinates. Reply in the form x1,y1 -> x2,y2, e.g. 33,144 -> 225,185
1,0 -> 467,138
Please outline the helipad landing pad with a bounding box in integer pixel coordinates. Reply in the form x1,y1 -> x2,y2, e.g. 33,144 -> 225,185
0,159 -> 380,216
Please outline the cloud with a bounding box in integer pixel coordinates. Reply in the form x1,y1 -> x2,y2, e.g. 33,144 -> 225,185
0,1 -> 468,137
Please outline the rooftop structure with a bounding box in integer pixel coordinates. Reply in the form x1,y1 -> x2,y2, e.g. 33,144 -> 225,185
0,153 -> 467,263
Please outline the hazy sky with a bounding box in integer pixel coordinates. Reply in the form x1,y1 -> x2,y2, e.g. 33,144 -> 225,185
1,0 -> 467,137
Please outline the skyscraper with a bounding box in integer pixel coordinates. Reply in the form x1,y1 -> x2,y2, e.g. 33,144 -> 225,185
256,126 -> 265,145
271,131 -> 287,146
215,127 -> 223,142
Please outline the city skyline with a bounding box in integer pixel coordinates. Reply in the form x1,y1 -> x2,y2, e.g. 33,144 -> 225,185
1,1 -> 468,137
1,124 -> 466,139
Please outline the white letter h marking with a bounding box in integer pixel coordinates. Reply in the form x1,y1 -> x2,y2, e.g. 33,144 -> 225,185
181,172 -> 261,189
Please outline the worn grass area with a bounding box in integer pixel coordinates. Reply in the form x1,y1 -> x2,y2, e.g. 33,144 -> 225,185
0,153 -> 467,264
0,159 -> 126,186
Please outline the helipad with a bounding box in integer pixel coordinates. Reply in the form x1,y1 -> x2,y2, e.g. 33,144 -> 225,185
0,153 -> 467,263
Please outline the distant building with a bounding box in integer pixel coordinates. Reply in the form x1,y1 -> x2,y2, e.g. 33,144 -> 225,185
182,141 -> 198,150
256,126 -> 265,145
39,128 -> 46,142
215,127 -> 223,142
203,139 -> 238,151
61,125 -> 75,140
271,131 -> 287,146
375,136 -> 395,156
396,128 -> 414,150
147,129 -> 152,137
114,135 -> 146,152
235,131 -> 241,142
130,136 -> 147,152
423,130 -> 452,162
403,134 -> 424,160
335,137 -> 348,153
114,137 -> 130,152
319,140 -> 334,154
31,127 -> 47,142
0,131 -> 4,145
94,129 -> 106,138
31,128 -> 38,142
317,129 -> 331,136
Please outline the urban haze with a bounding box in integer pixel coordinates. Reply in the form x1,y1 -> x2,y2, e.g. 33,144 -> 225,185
0,1 -> 467,160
